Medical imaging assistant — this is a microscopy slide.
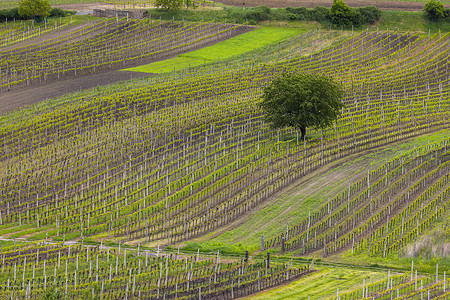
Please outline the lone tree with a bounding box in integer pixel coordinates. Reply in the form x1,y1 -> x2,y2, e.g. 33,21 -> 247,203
259,72 -> 344,141
18,0 -> 51,20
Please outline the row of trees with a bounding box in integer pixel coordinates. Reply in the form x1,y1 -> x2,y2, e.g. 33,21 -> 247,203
154,0 -> 449,27
10,0 -> 449,25
327,0 -> 447,27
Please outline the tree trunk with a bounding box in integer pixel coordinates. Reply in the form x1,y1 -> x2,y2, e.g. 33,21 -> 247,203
300,127 -> 307,141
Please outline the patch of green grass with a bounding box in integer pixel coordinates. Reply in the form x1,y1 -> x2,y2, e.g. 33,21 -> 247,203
371,11 -> 450,33
52,231 -> 79,241
9,225 -> 52,239
123,26 -> 305,73
28,229 -> 58,240
334,250 -> 450,275
0,223 -> 35,236
180,241 -> 248,256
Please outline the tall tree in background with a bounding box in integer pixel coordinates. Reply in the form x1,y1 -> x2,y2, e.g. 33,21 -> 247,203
259,72 -> 345,141
18,0 -> 51,20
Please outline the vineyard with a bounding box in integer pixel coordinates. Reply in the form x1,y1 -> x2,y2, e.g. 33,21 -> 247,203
0,17 -> 77,48
0,240 -> 313,299
0,18 -> 251,92
0,3 -> 449,298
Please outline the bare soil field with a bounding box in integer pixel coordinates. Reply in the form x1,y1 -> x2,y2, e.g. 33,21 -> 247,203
0,70 -> 152,115
216,0 -> 430,11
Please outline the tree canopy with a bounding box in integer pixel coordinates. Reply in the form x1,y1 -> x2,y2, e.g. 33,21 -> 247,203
423,0 -> 445,21
18,0 -> 51,19
330,0 -> 354,27
154,0 -> 184,10
259,72 -> 345,140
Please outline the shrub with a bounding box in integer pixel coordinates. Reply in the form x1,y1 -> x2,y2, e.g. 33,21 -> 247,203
1,6 -> 75,22
423,0 -> 445,21
244,5 -> 271,22
350,10 -> 363,26
285,6 -> 309,20
358,6 -> 381,24
0,8 -> 21,22
49,7 -> 75,17
286,13 -> 297,21
271,7 -> 289,20
311,6 -> 330,23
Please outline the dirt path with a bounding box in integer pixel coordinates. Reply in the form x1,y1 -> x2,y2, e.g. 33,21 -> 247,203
0,70 -> 153,115
216,0 -> 440,11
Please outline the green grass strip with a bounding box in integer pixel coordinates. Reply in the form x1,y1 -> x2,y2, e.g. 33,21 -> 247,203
123,26 -> 305,74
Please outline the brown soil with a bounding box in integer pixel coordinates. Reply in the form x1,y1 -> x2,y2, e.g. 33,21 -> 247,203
216,0 -> 435,11
0,70 -> 153,115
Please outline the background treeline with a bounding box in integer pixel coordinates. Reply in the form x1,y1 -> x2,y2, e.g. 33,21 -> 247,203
0,7 -> 75,22
150,5 -> 382,27
225,4 -> 382,27
285,5 -> 381,27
